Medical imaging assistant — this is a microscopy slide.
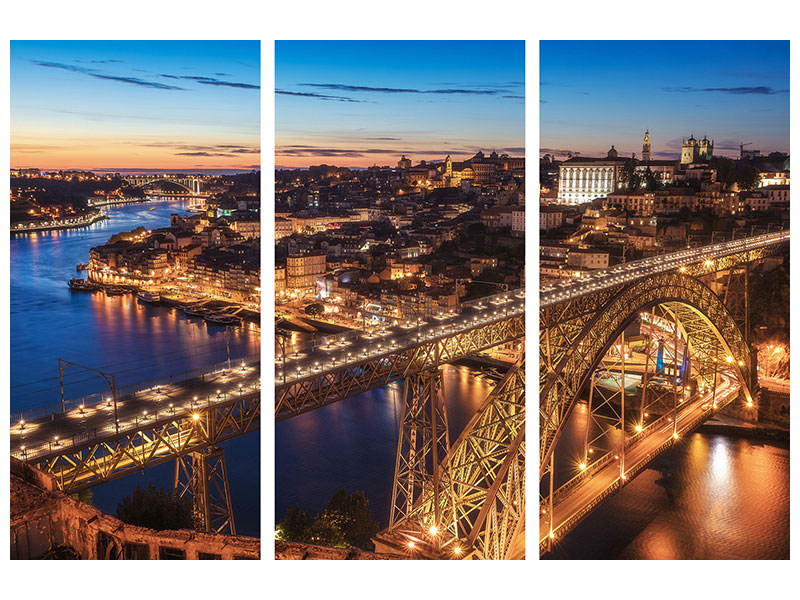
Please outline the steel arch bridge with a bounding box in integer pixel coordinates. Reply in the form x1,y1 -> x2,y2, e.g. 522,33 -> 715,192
125,174 -> 203,194
275,289 -> 526,559
10,358 -> 260,536
539,231 -> 788,555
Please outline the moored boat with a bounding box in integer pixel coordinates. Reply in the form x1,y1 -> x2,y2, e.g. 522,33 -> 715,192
183,305 -> 210,317
204,312 -> 242,326
68,277 -> 98,291
137,290 -> 161,303
104,286 -> 127,296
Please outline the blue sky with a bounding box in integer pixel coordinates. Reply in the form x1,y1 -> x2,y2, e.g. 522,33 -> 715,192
540,40 -> 789,159
11,40 -> 260,171
275,40 -> 525,168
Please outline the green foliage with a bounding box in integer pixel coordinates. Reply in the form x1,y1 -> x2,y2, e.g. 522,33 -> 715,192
619,159 -> 641,190
642,167 -> 662,191
276,489 -> 380,551
276,506 -> 312,541
750,262 -> 790,344
735,164 -> 760,191
115,483 -> 193,531
710,156 -> 737,187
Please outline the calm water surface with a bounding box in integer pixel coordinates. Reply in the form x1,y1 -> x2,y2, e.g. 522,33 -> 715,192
275,363 -> 494,526
547,401 -> 789,559
10,200 -> 261,535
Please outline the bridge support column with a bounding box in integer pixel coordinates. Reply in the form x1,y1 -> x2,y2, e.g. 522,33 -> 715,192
175,446 -> 236,535
389,367 -> 450,536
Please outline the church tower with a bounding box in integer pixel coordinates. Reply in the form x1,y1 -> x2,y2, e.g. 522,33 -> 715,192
642,130 -> 651,162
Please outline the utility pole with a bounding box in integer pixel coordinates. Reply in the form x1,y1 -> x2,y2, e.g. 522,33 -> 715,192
620,330 -> 626,479
672,303 -> 679,437
225,326 -> 231,370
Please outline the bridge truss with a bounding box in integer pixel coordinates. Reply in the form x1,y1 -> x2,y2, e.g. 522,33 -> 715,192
276,311 -> 524,420
375,353 -> 525,559
26,388 -> 259,535
539,235 -> 788,554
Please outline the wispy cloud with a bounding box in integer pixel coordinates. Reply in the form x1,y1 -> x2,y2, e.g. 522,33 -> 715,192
276,89 -> 364,103
180,75 -> 259,89
141,142 -> 259,155
300,83 -> 506,96
277,144 -> 488,158
663,86 -> 787,95
32,60 -> 184,90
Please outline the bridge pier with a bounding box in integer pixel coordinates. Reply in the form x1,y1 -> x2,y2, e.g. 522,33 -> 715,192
175,446 -> 236,536
388,367 -> 450,533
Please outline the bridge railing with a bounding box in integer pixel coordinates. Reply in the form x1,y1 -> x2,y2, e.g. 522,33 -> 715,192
549,378 -> 741,503
10,354 -> 260,426
11,380 -> 261,464
541,230 -> 789,304
276,288 -> 524,365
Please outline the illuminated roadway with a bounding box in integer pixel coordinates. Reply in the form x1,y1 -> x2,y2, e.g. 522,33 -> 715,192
275,289 -> 525,384
540,371 -> 739,553
541,231 -> 789,307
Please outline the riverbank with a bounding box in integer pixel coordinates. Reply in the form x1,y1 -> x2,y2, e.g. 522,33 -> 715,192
10,212 -> 108,234
699,413 -> 789,443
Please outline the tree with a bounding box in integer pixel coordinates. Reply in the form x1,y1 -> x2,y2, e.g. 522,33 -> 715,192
736,164 -> 760,191
275,489 -> 380,551
619,159 -> 641,190
116,483 -> 193,531
642,167 -> 662,191
324,489 -> 380,550
710,156 -> 737,187
276,506 -> 312,541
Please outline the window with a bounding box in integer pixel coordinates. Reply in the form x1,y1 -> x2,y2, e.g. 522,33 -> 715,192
159,546 -> 186,560
124,542 -> 150,560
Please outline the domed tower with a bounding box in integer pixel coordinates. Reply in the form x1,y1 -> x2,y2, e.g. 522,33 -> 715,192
607,145 -> 618,159
444,155 -> 452,178
698,136 -> 713,161
681,135 -> 697,164
642,130 -> 651,162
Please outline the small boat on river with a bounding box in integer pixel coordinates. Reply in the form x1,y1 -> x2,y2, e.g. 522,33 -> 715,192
68,278 -> 98,291
137,290 -> 161,303
204,313 -> 242,326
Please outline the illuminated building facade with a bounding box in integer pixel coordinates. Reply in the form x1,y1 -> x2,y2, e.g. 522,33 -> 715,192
557,148 -> 627,204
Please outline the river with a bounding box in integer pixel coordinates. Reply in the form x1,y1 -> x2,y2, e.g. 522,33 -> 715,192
10,199 -> 261,536
546,400 -> 789,559
275,362 -> 495,527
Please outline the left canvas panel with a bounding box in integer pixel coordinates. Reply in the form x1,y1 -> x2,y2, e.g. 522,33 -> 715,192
9,40 -> 262,560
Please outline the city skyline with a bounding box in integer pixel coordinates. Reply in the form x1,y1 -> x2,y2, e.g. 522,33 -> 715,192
540,40 -> 789,159
276,40 -> 525,168
10,40 -> 260,171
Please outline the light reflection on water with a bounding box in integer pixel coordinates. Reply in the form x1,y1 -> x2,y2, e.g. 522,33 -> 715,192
547,431 -> 789,559
11,200 -> 261,535
275,364 -> 496,526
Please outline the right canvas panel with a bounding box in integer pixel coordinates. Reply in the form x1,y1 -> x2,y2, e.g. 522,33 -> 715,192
539,40 -> 789,559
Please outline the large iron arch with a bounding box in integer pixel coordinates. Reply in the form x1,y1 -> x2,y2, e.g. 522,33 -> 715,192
540,272 -> 753,476
134,177 -> 197,193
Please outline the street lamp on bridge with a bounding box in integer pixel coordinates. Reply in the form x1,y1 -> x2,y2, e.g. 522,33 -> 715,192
58,359 -> 118,434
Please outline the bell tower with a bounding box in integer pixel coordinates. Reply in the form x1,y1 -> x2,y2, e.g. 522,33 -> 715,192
642,130 -> 651,162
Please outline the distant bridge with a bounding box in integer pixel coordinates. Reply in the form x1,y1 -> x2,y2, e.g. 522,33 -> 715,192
125,174 -> 203,194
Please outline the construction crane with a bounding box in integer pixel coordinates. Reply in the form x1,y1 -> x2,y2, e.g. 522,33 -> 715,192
739,142 -> 752,159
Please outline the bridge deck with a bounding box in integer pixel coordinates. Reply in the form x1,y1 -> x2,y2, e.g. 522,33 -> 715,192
541,231 -> 788,307
11,360 -> 260,464
540,372 -> 739,555
277,289 -> 525,382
